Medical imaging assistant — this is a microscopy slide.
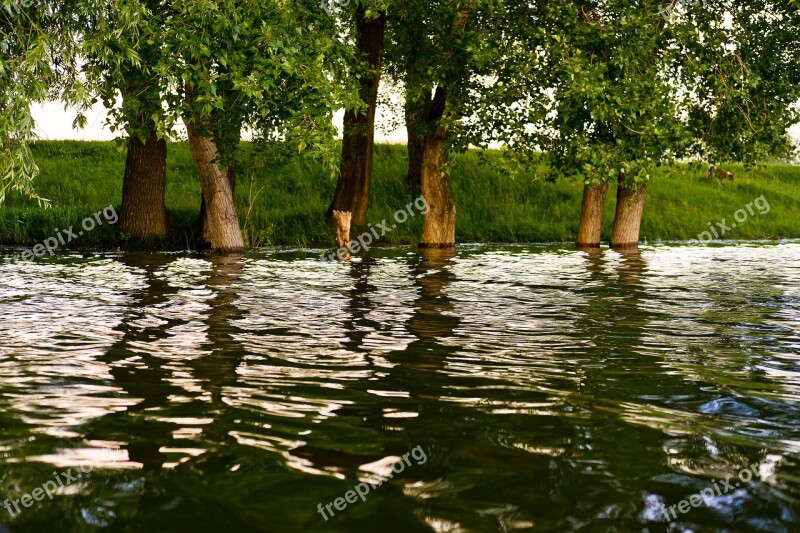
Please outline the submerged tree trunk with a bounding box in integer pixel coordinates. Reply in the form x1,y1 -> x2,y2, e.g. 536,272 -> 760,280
328,9 -> 386,226
120,129 -> 169,238
187,123 -> 245,253
611,181 -> 647,249
576,182 -> 610,248
331,210 -> 352,261
420,136 -> 456,248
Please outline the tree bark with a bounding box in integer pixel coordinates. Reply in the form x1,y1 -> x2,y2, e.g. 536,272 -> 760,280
196,163 -> 236,237
576,182 -> 609,248
187,123 -> 245,253
420,136 -> 456,248
331,210 -> 352,261
328,9 -> 386,226
611,181 -> 647,249
120,129 -> 169,238
405,101 -> 427,195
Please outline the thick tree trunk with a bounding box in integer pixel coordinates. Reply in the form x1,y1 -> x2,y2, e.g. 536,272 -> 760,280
196,163 -> 236,237
611,181 -> 647,249
187,124 -> 245,253
420,137 -> 456,248
120,130 -> 168,238
328,9 -> 386,226
576,182 -> 609,248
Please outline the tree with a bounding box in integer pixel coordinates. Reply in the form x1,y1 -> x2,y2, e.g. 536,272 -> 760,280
50,0 -> 174,239
386,0 -> 500,248
517,2 -> 685,248
493,0 -> 800,249
116,18 -> 171,239
680,1 -> 800,166
0,0 -> 86,207
327,2 -> 387,227
161,0 -> 350,252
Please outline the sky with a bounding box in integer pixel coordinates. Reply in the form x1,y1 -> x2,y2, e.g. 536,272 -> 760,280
31,99 -> 411,144
32,100 -> 800,148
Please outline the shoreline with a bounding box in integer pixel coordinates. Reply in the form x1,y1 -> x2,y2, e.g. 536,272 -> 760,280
0,141 -> 798,250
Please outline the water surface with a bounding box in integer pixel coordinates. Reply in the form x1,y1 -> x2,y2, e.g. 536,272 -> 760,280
1,244 -> 799,531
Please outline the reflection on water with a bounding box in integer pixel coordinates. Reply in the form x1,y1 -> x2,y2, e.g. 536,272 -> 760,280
0,244 -> 799,531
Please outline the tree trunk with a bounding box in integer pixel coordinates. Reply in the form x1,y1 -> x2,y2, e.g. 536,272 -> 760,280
227,163 -> 237,198
576,182 -> 609,248
611,181 -> 647,249
196,163 -> 236,237
331,210 -> 352,262
406,102 -> 427,195
420,137 -> 456,248
328,9 -> 386,226
120,129 -> 168,239
187,123 -> 245,253
404,4 -> 466,249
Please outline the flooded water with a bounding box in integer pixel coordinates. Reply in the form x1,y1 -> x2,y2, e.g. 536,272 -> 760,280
0,244 -> 799,532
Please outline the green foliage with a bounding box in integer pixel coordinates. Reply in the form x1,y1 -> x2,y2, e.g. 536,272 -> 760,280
680,1 -> 800,165
0,0 -> 85,205
74,0 -> 359,171
383,0 -> 507,153
0,137 -> 46,205
1,0 -> 797,212
488,1 -> 800,187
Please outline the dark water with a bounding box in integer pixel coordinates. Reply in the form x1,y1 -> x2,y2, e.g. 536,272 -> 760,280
1,244 -> 799,532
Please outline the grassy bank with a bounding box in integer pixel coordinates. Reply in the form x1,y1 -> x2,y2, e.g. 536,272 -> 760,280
1,140 -> 799,250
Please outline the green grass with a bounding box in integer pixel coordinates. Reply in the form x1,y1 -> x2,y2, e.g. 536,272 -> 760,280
0,140 -> 798,250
